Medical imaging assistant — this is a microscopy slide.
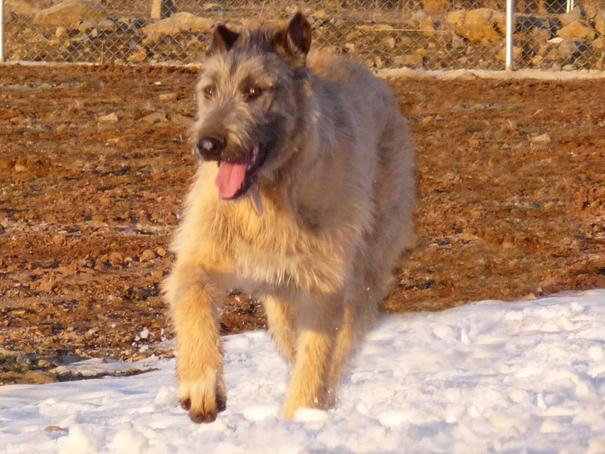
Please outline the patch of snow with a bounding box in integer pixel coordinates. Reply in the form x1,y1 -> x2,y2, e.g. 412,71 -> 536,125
139,327 -> 150,340
50,356 -> 161,378
1,289 -> 605,452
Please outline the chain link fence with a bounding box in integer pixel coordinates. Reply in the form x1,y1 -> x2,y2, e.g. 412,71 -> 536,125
2,0 -> 605,70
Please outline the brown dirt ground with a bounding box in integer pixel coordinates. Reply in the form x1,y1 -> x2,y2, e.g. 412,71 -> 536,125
1,65 -> 604,384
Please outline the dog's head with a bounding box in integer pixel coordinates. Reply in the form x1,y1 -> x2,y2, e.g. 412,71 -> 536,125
192,13 -> 312,201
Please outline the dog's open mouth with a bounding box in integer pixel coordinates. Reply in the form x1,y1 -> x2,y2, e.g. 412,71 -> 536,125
215,145 -> 266,200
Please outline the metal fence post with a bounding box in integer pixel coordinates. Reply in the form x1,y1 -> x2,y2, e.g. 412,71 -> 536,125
505,0 -> 515,71
0,0 -> 5,62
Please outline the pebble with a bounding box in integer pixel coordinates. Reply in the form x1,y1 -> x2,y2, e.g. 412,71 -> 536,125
140,249 -> 157,262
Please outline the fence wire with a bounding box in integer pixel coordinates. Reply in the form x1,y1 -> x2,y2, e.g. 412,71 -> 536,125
2,0 -> 605,70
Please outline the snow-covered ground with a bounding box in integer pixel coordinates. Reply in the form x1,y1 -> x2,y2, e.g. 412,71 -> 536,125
2,289 -> 605,453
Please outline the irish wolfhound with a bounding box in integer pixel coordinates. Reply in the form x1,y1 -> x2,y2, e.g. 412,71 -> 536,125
163,12 -> 415,423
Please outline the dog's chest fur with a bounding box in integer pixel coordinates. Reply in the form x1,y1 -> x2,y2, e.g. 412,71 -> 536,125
212,191 -> 356,295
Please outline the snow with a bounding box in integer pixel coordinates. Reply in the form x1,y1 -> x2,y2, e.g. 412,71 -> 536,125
50,357 -> 160,379
2,289 -> 605,453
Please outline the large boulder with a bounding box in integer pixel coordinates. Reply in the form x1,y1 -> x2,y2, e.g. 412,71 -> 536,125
34,0 -> 108,28
5,0 -> 40,17
448,8 -> 506,44
423,0 -> 449,14
557,20 -> 596,41
595,11 -> 605,36
558,8 -> 583,26
142,12 -> 214,41
516,15 -> 560,38
557,39 -> 589,60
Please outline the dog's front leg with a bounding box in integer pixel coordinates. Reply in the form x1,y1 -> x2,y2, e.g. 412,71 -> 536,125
283,293 -> 342,420
164,262 -> 225,423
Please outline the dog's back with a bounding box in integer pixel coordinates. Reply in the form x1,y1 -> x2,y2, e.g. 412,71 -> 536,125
307,49 -> 416,274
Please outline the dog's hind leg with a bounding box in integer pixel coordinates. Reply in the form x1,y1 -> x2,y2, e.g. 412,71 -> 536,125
283,293 -> 342,419
326,270 -> 380,404
263,295 -> 297,364
327,112 -> 415,400
164,262 -> 226,423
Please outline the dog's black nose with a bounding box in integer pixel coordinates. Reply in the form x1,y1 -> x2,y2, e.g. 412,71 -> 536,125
197,135 -> 226,159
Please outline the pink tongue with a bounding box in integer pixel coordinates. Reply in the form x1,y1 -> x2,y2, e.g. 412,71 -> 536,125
216,162 -> 247,199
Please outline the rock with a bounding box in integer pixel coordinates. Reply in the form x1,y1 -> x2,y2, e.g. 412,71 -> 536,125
142,12 -> 213,42
108,252 -> 124,266
595,11 -> 605,36
502,240 -> 514,249
55,26 -> 68,39
150,0 -> 177,20
169,113 -> 194,128
34,0 -> 108,28
24,371 -> 57,384
36,276 -> 57,293
446,10 -> 466,29
140,249 -> 157,262
557,39 -> 579,59
423,0 -> 449,14
558,39 -> 589,60
14,162 -> 27,172
531,54 -> 544,66
312,9 -> 329,21
79,19 -> 116,33
516,15 -> 560,38
498,45 -> 522,61
382,36 -> 396,50
117,16 -> 148,31
128,47 -> 148,63
140,112 -> 166,124
593,37 -> 605,50
5,0 -> 39,17
419,16 -> 435,37
0,159 -> 12,171
531,133 -> 551,143
528,28 -> 552,45
202,3 -> 223,13
158,92 -> 177,101
582,0 -> 601,19
98,112 -> 119,123
155,247 -> 167,257
557,21 -> 596,41
558,8 -> 582,26
394,53 -> 424,67
454,8 -> 506,44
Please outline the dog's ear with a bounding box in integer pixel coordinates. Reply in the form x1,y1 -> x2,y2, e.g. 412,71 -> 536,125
274,12 -> 312,67
208,24 -> 240,55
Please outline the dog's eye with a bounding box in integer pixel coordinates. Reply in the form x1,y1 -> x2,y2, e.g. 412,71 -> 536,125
203,86 -> 215,100
245,86 -> 262,101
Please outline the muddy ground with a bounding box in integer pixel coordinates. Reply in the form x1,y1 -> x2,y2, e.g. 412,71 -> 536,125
1,65 -> 604,384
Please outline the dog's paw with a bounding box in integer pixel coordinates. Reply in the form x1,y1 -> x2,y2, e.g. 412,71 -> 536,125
178,373 -> 226,423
